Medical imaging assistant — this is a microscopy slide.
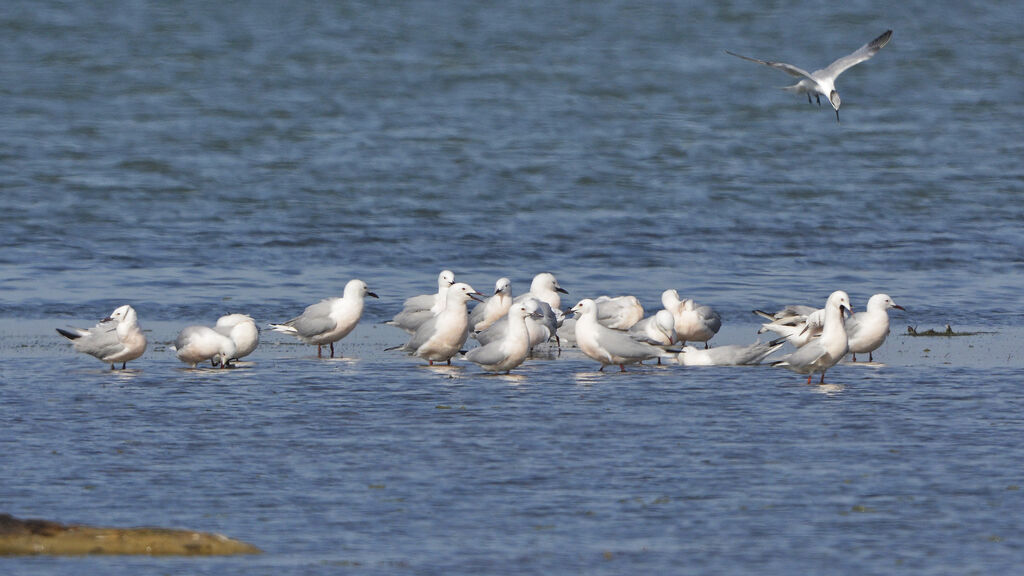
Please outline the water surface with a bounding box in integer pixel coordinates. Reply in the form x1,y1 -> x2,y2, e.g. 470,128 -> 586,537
1,1 -> 1022,574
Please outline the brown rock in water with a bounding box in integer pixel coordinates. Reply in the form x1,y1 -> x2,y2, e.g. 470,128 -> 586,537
0,514 -> 261,556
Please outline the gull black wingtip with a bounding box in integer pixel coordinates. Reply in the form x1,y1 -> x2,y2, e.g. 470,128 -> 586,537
875,29 -> 893,47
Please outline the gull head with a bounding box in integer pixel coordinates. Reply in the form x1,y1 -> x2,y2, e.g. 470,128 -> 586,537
104,304 -> 137,324
569,299 -> 596,317
827,290 -> 853,319
449,282 -> 483,303
509,303 -> 537,320
869,293 -> 904,312
439,270 -> 455,288
345,279 -> 379,299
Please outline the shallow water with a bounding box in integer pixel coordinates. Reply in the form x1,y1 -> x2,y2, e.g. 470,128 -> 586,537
2,1 -> 1023,574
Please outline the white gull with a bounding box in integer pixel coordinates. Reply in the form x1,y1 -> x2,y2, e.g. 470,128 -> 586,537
726,29 -> 893,122
56,304 -> 147,370
270,279 -> 378,358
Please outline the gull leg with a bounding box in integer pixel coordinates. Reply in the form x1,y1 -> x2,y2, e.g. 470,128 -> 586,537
806,374 -> 812,385
820,371 -> 826,384
852,353 -> 858,362
110,363 -> 115,370
330,342 -> 335,358
619,364 -> 626,372
869,351 -> 873,362
121,362 -> 127,370
317,345 -> 322,358
816,94 -> 821,107
599,365 -> 605,372
807,93 -> 813,104
704,342 -> 710,350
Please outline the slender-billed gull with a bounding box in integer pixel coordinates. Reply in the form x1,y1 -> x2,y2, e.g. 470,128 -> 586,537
847,294 -> 905,362
753,305 -> 819,323
627,309 -> 677,364
515,272 -> 568,310
214,314 -> 260,363
755,306 -> 825,348
465,302 -> 536,374
469,277 -> 512,332
677,338 -> 785,366
270,279 -> 378,358
393,282 -> 482,365
726,29 -> 893,122
662,290 -> 721,348
483,273 -> 568,350
173,325 -> 236,368
476,297 -> 558,350
56,304 -> 147,370
628,309 -> 677,347
595,295 -> 645,330
387,270 -> 455,334
772,291 -> 852,384
570,299 -> 675,371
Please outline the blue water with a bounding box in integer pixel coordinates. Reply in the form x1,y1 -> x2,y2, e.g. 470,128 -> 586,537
2,1 -> 1023,574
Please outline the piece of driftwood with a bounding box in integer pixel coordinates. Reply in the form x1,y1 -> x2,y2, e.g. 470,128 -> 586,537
0,514 -> 261,556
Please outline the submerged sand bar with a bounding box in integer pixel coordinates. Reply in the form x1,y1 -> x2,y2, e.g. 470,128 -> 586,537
0,514 -> 261,556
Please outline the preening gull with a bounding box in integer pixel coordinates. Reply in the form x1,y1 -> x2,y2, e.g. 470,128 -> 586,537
56,304 -> 147,370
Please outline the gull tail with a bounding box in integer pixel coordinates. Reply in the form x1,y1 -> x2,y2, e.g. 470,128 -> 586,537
56,328 -> 82,340
268,323 -> 297,335
758,338 -> 788,363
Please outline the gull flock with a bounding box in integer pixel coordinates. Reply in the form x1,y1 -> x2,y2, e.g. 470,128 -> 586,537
56,270 -> 905,386
54,29 -> 899,382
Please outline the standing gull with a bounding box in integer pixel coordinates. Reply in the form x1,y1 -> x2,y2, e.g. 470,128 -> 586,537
56,304 -> 147,370
726,29 -> 893,122
270,279 -> 378,358
393,282 -> 482,365
570,299 -> 675,371
465,302 -> 535,374
662,290 -> 722,348
772,291 -> 852,384
846,294 -> 905,362
387,270 -> 455,334
480,273 -> 568,349
469,277 -> 512,332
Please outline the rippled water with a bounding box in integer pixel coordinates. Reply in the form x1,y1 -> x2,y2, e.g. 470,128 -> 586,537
2,1 -> 1023,574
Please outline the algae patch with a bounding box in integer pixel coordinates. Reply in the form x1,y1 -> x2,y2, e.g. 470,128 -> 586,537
906,325 -> 986,337
0,514 -> 261,556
